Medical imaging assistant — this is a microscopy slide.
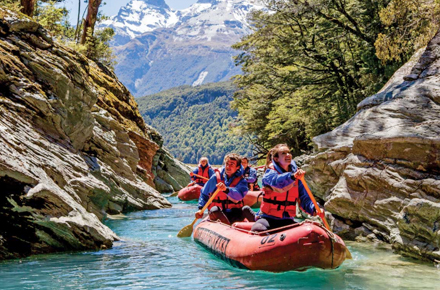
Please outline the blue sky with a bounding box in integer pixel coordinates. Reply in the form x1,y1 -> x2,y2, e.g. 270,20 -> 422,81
60,0 -> 198,24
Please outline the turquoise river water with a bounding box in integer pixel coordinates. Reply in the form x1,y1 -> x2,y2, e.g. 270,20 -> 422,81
0,196 -> 439,290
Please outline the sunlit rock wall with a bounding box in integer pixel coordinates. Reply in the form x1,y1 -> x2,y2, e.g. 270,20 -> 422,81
0,8 -> 190,259
299,30 -> 440,262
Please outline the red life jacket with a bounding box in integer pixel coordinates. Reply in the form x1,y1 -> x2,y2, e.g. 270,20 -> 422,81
209,170 -> 244,210
196,165 -> 210,184
260,164 -> 299,218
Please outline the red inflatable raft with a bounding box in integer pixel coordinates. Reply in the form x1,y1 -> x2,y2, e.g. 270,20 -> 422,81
193,219 -> 348,272
177,184 -> 202,201
178,186 -> 263,207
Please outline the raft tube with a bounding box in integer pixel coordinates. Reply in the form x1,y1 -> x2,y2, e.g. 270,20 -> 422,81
193,220 -> 347,272
178,186 -> 263,205
178,184 -> 202,201
242,190 -> 263,208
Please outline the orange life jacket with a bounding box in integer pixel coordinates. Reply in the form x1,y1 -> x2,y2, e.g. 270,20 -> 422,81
260,164 -> 299,218
196,165 -> 210,184
209,170 -> 244,210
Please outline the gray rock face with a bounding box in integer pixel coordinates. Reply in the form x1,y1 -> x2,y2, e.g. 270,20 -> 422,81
301,29 -> 440,262
0,8 -> 189,260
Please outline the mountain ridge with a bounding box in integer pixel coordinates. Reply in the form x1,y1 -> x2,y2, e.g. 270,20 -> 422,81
100,0 -> 266,96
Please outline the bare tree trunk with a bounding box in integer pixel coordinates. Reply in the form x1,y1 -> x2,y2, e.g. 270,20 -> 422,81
80,0 -> 102,45
76,0 -> 81,28
74,0 -> 81,40
20,0 -> 37,17
74,0 -> 84,43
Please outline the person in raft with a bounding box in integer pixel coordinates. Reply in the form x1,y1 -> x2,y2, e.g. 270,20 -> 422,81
189,157 -> 215,186
251,144 -> 323,232
241,157 -> 260,191
195,153 -> 255,224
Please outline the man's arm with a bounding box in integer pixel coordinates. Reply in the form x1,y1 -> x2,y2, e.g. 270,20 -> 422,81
226,178 -> 249,202
197,175 -> 217,209
190,167 -> 199,182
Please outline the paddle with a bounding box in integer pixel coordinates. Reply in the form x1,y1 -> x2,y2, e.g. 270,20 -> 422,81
177,186 -> 222,238
171,174 -> 209,197
299,176 -> 353,259
191,173 -> 209,181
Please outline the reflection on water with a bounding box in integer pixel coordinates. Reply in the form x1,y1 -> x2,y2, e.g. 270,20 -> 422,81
0,196 -> 439,290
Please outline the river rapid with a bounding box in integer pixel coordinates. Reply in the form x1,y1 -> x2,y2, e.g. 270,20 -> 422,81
0,196 -> 439,290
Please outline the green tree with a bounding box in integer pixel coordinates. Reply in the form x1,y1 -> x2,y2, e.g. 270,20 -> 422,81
375,0 -> 440,62
77,24 -> 115,67
232,0 -> 403,157
0,0 -> 22,12
0,0 -> 116,68
36,1 -> 74,39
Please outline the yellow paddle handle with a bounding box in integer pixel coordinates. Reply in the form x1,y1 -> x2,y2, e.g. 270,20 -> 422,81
177,186 -> 224,238
192,173 -> 210,181
198,186 -> 222,215
299,177 -> 331,231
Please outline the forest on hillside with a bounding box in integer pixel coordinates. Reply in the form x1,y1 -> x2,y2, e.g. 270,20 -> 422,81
137,82 -> 254,164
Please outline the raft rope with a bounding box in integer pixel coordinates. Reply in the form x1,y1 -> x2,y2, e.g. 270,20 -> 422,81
330,233 -> 334,268
207,219 -> 302,235
309,220 -> 336,268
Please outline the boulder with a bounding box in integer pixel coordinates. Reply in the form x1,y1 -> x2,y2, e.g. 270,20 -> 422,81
300,29 -> 440,262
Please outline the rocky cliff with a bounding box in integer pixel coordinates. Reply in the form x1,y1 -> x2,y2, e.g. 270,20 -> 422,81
300,29 -> 440,262
0,8 -> 190,260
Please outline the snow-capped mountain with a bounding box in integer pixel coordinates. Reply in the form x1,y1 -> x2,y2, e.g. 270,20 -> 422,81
101,0 -> 179,45
175,0 -> 265,41
100,0 -> 265,97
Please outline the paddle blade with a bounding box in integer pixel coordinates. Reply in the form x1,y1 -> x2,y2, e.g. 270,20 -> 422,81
345,247 -> 353,259
177,223 -> 193,238
170,191 -> 178,197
